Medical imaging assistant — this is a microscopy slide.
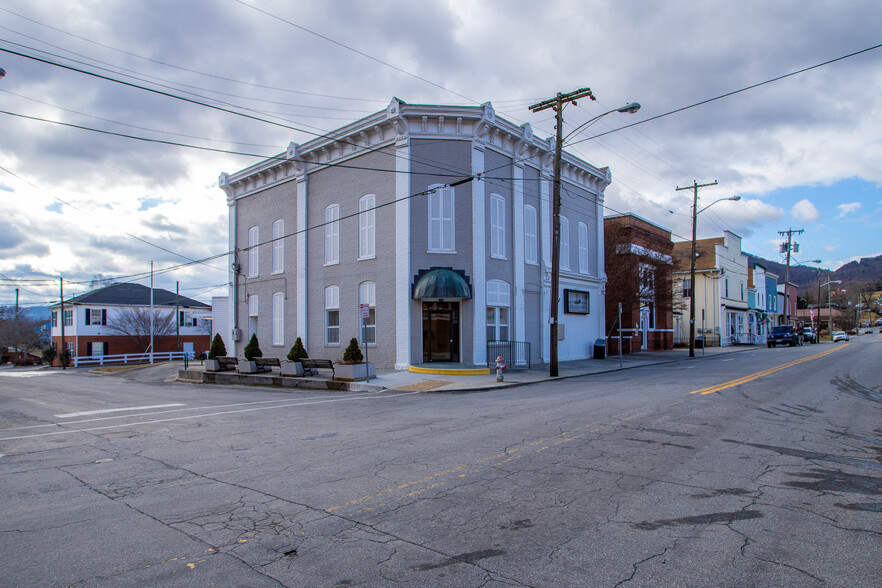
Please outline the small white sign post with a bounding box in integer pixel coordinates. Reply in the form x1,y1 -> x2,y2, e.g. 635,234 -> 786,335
359,303 -> 371,380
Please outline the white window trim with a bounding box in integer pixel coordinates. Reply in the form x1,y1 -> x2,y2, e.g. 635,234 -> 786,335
428,185 -> 455,253
248,226 -> 259,277
359,281 -> 376,345
248,294 -> 259,317
560,216 -> 570,271
325,204 -> 340,266
272,219 -> 284,274
325,285 -> 340,345
272,292 -> 284,346
490,193 -> 506,259
524,204 -> 538,265
358,194 -> 376,260
578,221 -> 589,274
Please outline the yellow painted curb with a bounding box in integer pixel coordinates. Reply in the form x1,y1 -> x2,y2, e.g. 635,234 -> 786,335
408,365 -> 491,375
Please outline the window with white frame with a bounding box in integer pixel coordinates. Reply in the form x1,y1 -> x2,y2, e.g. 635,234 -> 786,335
359,281 -> 376,344
272,292 -> 284,346
248,294 -> 258,340
325,285 -> 340,344
272,219 -> 284,274
486,280 -> 511,342
358,194 -> 376,260
325,205 -> 339,265
560,216 -> 570,270
524,205 -> 538,264
51,311 -> 57,327
63,309 -> 73,326
682,277 -> 692,298
248,226 -> 259,277
578,222 -> 589,274
490,193 -> 506,259
428,185 -> 455,252
88,308 -> 106,325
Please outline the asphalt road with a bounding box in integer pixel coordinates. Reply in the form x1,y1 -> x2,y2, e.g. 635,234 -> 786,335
1,336 -> 880,587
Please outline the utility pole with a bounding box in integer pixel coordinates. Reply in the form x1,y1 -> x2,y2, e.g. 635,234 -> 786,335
175,280 -> 180,353
59,277 -> 65,370
530,87 -> 596,377
676,180 -> 718,357
779,229 -> 804,325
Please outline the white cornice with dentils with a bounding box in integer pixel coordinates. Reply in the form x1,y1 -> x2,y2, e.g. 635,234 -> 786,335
218,97 -> 611,201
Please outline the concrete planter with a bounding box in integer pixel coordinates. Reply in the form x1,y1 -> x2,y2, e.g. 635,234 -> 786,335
281,361 -> 304,377
238,359 -> 258,374
204,359 -> 221,372
334,362 -> 376,382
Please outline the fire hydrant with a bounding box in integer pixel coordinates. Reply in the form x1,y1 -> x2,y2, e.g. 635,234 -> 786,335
495,355 -> 506,382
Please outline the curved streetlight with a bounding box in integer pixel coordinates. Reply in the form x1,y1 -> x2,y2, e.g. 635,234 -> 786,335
564,102 -> 641,142
687,195 -> 741,357
530,92 -> 641,376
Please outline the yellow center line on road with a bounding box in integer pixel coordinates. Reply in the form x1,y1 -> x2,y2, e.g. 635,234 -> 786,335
691,343 -> 850,396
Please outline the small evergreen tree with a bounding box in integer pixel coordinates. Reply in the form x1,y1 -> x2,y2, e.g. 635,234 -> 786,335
208,333 -> 227,359
342,337 -> 364,364
243,334 -> 263,360
287,337 -> 308,361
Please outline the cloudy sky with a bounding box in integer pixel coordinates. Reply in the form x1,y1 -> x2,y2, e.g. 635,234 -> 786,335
2,0 -> 881,308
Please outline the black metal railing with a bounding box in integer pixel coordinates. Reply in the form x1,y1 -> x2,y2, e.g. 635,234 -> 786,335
486,341 -> 531,369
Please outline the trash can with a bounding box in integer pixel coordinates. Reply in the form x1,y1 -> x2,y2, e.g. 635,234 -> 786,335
695,337 -> 704,349
593,338 -> 606,360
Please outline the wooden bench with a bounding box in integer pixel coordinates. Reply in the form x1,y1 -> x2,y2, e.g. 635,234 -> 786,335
299,358 -> 335,378
253,357 -> 281,373
217,356 -> 238,371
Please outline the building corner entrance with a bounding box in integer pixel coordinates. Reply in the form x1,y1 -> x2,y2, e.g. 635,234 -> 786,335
422,301 -> 460,363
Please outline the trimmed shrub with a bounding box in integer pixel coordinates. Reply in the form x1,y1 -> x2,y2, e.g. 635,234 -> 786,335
287,337 -> 308,361
342,337 -> 364,364
208,333 -> 227,359
243,334 -> 263,360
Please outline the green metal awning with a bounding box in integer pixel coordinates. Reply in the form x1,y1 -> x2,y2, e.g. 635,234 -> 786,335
412,268 -> 472,300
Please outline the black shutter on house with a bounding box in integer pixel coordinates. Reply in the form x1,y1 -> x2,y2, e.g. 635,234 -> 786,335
104,342 -> 108,356
86,342 -> 92,356
85,309 -> 89,325
102,309 -> 107,325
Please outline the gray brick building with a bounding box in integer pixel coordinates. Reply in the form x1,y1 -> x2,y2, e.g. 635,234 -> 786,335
219,99 -> 612,369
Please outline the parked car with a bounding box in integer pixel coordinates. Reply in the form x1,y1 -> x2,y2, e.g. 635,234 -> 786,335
802,327 -> 817,344
768,325 -> 801,347
832,331 -> 850,342
863,329 -> 874,334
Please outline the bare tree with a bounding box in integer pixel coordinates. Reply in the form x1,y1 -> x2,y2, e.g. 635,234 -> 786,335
0,308 -> 45,357
88,274 -> 116,291
106,307 -> 176,352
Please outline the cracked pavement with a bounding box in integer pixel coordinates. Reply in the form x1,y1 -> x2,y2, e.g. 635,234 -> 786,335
1,339 -> 880,586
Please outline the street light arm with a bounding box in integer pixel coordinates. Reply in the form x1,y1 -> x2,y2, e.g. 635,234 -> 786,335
563,103 -> 640,142
696,195 -> 741,216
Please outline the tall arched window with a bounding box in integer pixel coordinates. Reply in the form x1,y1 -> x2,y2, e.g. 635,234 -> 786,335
524,205 -> 538,264
325,205 -> 339,265
359,281 -> 376,344
428,184 -> 455,252
248,226 -> 259,277
358,194 -> 376,260
486,279 -> 511,341
578,221 -> 589,274
490,193 -> 506,259
325,285 -> 339,344
560,216 -> 570,270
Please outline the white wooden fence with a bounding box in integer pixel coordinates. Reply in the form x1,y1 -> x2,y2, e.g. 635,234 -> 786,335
72,351 -> 193,367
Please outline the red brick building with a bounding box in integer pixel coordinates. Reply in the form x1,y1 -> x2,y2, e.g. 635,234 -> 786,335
604,214 -> 675,353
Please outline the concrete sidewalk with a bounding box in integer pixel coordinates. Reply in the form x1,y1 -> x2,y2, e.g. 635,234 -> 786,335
372,344 -> 759,392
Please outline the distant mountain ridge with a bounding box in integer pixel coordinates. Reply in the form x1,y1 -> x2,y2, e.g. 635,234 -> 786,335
747,253 -> 882,293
